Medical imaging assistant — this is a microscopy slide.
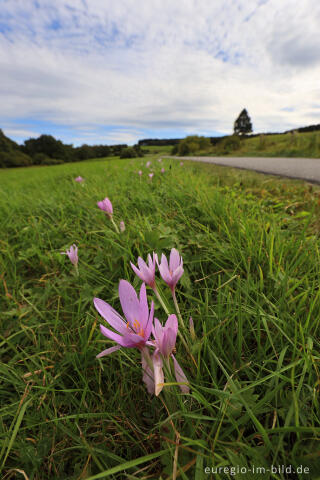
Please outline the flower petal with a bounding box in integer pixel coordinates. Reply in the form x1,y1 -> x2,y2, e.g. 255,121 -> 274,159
141,350 -> 154,394
144,300 -> 154,341
138,282 -> 149,328
169,248 -> 181,271
96,345 -> 121,358
99,324 -> 129,347
153,350 -> 164,396
94,298 -> 128,334
172,354 -> 189,394
119,280 -> 140,325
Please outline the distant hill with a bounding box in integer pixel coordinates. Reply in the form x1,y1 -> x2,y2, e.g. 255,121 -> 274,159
138,124 -> 320,147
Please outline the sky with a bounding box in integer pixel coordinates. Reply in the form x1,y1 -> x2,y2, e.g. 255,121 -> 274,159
1,0 -> 320,146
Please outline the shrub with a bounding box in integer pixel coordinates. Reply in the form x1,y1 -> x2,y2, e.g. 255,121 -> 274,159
120,147 -> 138,159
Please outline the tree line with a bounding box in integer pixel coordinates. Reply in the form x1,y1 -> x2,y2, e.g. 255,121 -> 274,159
0,130 -> 129,168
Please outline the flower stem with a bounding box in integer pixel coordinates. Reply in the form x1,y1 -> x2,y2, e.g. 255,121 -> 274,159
110,216 -> 120,233
172,290 -> 185,329
153,288 -> 170,316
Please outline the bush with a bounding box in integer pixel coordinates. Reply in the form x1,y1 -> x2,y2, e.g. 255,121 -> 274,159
120,147 -> 138,159
216,135 -> 241,154
177,135 -> 212,156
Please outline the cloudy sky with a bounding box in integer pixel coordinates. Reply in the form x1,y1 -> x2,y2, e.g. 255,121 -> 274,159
1,0 -> 320,146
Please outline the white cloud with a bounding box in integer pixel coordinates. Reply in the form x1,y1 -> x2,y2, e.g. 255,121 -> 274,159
0,0 -> 320,144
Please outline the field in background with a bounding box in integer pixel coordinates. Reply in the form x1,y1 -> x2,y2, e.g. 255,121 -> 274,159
1,154 -> 320,478
172,131 -> 320,158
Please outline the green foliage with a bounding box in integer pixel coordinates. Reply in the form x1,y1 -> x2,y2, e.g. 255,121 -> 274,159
120,145 -> 144,159
0,129 -> 33,167
177,135 -> 211,156
216,134 -> 241,154
234,108 -> 253,135
1,155 -> 320,477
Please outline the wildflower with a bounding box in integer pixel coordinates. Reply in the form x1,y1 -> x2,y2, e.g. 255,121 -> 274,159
130,253 -> 158,290
75,176 -> 84,183
94,281 -> 154,358
120,221 -> 125,232
189,316 -> 196,341
157,248 -> 184,292
161,168 -> 165,174
158,158 -> 162,162
149,173 -> 154,179
146,161 -> 151,167
97,197 -> 113,218
61,244 -> 78,266
143,314 -> 189,396
138,170 -> 142,176
180,162 -> 184,166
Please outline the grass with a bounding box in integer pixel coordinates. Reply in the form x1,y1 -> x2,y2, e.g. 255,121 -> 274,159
1,153 -> 320,479
176,131 -> 320,158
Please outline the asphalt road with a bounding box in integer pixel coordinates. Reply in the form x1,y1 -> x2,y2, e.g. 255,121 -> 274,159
165,156 -> 320,184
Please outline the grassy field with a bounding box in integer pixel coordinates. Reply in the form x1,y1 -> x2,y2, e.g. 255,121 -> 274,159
1,154 -> 320,479
173,131 -> 320,158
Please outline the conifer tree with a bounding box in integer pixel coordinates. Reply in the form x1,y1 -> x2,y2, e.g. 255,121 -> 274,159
233,109 -> 253,135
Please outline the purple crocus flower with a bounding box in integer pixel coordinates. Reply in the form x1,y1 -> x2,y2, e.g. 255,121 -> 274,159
161,168 -> 165,174
130,253 -> 158,290
61,244 -> 78,266
143,314 -> 189,396
146,161 -> 151,168
75,176 -> 84,183
120,221 -> 125,232
149,173 -> 154,179
157,248 -> 184,292
97,197 -> 113,218
138,170 -> 142,176
94,281 -> 154,358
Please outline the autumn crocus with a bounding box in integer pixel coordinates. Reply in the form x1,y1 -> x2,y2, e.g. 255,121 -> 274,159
97,197 -> 113,218
75,176 -> 84,183
146,161 -> 151,167
61,244 -> 79,275
161,168 -> 165,174
149,173 -> 154,180
130,253 -> 158,290
143,314 -> 189,396
94,281 -> 154,358
157,248 -> 184,293
120,221 -> 125,232
138,170 -> 142,176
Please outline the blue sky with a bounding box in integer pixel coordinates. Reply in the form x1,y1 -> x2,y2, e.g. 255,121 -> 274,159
1,0 -> 320,146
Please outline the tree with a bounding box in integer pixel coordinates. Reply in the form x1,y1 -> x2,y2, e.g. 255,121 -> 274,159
233,109 -> 253,135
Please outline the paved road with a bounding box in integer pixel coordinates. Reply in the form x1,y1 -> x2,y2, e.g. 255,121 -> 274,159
164,156 -> 320,184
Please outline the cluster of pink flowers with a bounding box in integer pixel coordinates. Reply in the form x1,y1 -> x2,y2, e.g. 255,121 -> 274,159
94,248 -> 189,396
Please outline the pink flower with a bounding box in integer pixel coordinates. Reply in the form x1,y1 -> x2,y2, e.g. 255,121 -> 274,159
180,162 -> 184,166
61,244 -> 78,266
130,253 -> 158,289
157,248 -> 184,292
158,158 -> 162,162
138,170 -> 142,176
120,221 -> 125,232
94,281 -> 154,358
146,161 -> 151,167
75,176 -> 84,183
161,168 -> 165,174
143,314 -> 189,396
97,197 -> 113,218
149,173 -> 154,179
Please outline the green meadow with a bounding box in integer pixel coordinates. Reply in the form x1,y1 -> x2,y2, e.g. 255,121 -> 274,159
1,153 -> 320,479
